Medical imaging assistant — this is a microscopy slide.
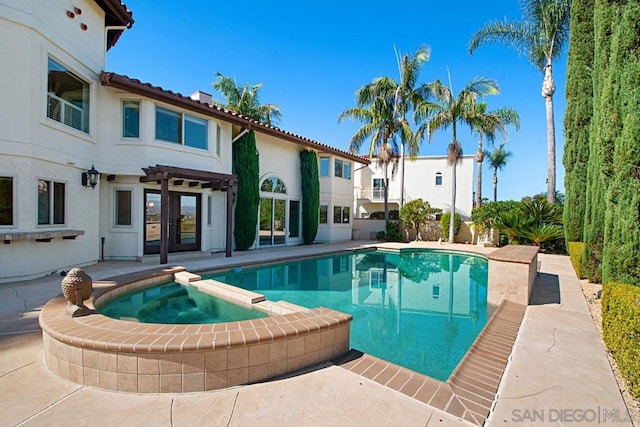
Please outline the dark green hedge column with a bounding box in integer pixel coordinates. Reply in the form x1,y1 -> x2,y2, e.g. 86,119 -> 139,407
300,150 -> 319,245
232,131 -> 260,250
602,2 -> 640,286
563,0 -> 594,243
582,0 -> 619,282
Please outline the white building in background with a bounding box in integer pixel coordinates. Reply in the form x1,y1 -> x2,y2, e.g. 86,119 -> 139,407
353,155 -> 475,220
0,0 -> 366,283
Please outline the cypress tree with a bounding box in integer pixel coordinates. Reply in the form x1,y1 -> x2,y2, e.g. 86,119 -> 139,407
563,0 -> 594,243
602,1 -> 640,286
232,131 -> 260,250
300,150 -> 319,245
582,0 -> 620,282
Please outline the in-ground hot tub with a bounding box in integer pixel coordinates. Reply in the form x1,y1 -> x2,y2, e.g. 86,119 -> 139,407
39,266 -> 352,393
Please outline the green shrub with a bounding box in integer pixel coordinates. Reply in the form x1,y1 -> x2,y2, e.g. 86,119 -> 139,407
384,221 -> 403,242
368,210 -> 399,220
602,282 -> 640,399
440,212 -> 461,241
568,242 -> 585,278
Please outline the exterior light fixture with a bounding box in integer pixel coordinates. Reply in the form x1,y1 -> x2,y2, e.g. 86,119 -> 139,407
82,165 -> 100,189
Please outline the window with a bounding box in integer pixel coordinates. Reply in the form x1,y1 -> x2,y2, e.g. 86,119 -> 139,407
373,178 -> 383,199
47,57 -> 90,133
115,190 -> 132,226
333,206 -> 350,224
432,284 -> 441,299
319,157 -> 330,177
261,177 -> 286,193
122,101 -> 140,138
0,176 -> 13,226
344,162 -> 352,180
343,206 -> 350,223
289,200 -> 300,238
319,205 -> 328,224
38,180 -> 65,225
435,172 -> 443,186
334,159 -> 343,178
215,125 -> 221,156
207,195 -> 213,226
155,106 -> 208,149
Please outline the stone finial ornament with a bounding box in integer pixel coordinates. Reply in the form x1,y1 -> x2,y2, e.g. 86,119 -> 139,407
61,268 -> 93,317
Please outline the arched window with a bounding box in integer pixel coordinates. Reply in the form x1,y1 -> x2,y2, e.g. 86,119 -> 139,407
260,177 -> 286,194
435,172 -> 443,186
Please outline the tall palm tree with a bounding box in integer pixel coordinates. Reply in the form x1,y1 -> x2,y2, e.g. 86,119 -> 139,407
485,144 -> 513,202
339,91 -> 399,227
469,0 -> 571,204
347,46 -> 431,208
415,77 -> 501,243
391,46 -> 431,207
470,103 -> 520,208
212,72 -> 282,125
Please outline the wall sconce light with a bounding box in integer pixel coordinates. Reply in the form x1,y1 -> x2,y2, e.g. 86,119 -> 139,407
82,165 -> 100,189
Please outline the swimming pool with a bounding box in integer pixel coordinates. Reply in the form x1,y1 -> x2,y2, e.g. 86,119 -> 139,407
209,249 -> 488,381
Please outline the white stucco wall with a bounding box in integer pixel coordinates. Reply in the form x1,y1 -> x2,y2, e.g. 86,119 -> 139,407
317,155 -> 355,243
354,155 -> 474,220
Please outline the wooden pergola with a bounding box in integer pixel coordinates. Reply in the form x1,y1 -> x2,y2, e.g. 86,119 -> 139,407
140,165 -> 238,264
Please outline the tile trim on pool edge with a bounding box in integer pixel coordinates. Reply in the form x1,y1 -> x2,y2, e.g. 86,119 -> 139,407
333,299 -> 526,426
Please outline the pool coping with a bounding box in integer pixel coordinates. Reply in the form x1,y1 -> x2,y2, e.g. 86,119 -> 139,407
333,299 -> 526,426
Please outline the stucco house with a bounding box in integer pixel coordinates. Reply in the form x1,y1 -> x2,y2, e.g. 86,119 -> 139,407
0,0 -> 366,283
353,155 -> 475,220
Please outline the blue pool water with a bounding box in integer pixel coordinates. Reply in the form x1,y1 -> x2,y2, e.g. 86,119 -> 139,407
98,283 -> 267,324
209,249 -> 488,381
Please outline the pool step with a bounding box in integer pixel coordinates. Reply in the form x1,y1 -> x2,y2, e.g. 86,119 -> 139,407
253,300 -> 309,315
174,271 -> 202,285
191,279 -> 265,306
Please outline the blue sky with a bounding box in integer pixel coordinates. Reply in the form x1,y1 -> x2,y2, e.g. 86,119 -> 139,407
107,0 -> 568,202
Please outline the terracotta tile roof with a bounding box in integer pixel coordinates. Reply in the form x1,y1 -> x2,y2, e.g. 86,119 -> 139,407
100,72 -> 368,164
93,1 -> 135,49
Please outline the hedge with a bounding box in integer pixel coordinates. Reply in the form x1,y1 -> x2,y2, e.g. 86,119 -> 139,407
602,282 -> 640,399
232,131 -> 260,250
300,150 -> 319,245
567,242 -> 584,279
440,212 -> 461,241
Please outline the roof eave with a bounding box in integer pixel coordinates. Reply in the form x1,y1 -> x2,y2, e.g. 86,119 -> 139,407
100,72 -> 368,164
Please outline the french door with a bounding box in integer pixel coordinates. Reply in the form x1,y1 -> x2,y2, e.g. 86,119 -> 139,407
259,197 -> 286,246
144,190 -> 201,254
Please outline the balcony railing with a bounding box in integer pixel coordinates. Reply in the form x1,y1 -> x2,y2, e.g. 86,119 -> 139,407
47,93 -> 85,132
357,187 -> 411,202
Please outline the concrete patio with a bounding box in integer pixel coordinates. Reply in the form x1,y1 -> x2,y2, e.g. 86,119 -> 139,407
0,241 -> 632,426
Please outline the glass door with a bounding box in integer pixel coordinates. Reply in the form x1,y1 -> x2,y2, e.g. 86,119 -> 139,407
170,193 -> 200,252
144,191 -> 162,254
259,197 -> 273,246
144,191 -> 201,254
259,197 -> 287,246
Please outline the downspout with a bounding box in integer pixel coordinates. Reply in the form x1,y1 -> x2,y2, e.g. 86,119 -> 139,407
103,26 -> 128,69
232,127 -> 250,143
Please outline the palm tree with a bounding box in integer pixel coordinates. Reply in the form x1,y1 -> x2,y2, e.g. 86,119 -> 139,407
339,89 -> 399,227
485,144 -> 513,202
415,77 -> 501,243
347,46 -> 431,209
211,72 -> 281,125
469,0 -> 571,204
470,103 -> 520,209
391,46 -> 431,207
